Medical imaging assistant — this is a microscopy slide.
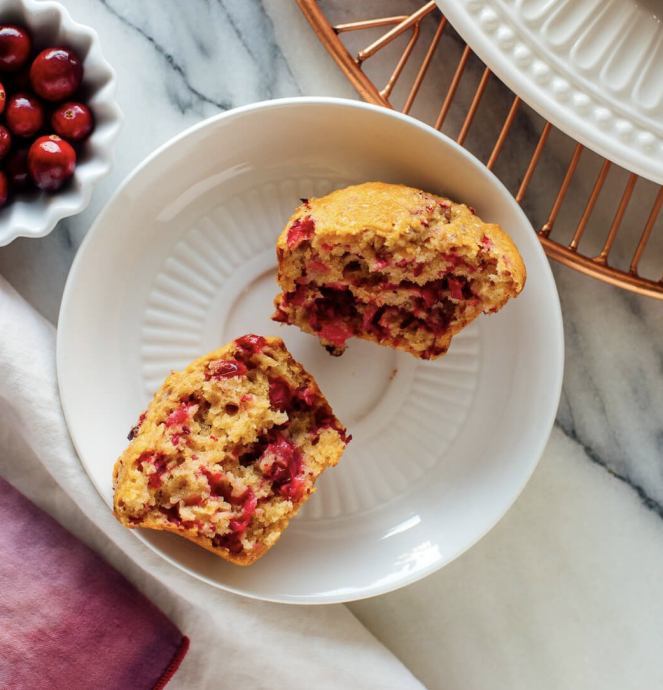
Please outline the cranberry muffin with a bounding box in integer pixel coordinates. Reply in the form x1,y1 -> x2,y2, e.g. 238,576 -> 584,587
273,182 -> 526,359
113,335 -> 350,566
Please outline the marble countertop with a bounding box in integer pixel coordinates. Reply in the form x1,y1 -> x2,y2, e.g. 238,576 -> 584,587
3,1 -> 662,688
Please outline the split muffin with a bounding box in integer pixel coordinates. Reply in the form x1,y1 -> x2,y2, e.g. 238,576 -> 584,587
113,335 -> 349,566
272,182 -> 526,359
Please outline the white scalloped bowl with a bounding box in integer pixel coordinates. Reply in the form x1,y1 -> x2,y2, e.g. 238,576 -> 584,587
0,0 -> 122,246
58,98 -> 563,603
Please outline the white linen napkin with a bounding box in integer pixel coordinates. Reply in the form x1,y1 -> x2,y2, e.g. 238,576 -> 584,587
0,274 -> 425,690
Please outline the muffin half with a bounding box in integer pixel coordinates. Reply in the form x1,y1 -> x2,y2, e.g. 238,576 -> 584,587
113,335 -> 350,566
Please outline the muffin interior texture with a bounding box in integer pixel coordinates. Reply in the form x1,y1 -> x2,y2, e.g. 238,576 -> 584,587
113,335 -> 349,566
273,182 -> 526,359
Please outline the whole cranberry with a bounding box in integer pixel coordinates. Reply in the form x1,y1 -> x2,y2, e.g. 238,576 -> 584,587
4,146 -> 31,191
0,170 -> 7,207
28,135 -> 76,192
51,101 -> 93,141
0,25 -> 32,72
30,47 -> 83,101
5,92 -> 44,137
0,81 -> 5,115
0,125 -> 11,160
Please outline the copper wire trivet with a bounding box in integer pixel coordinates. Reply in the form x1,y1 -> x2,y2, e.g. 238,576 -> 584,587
296,0 -> 663,299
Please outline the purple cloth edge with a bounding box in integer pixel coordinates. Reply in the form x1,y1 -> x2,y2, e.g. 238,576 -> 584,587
0,475 -> 186,690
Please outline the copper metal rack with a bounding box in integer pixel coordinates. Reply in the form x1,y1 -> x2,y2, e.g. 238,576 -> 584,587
296,0 -> 663,299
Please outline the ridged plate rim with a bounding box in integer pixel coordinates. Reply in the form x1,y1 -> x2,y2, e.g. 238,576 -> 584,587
436,0 -> 663,184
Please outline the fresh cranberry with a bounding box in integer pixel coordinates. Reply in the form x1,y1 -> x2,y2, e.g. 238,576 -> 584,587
5,92 -> 44,137
208,359 -> 247,379
51,101 -> 93,141
0,125 -> 11,161
27,135 -> 76,192
0,81 -> 5,115
3,146 -> 30,190
30,47 -> 83,101
0,25 -> 32,72
286,215 -> 315,248
0,171 -> 7,207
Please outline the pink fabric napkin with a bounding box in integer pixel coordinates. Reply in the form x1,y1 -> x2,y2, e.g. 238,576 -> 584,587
0,475 -> 188,690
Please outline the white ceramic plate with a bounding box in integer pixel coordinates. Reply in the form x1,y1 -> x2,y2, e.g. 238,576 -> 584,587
437,0 -> 663,184
57,98 -> 563,604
